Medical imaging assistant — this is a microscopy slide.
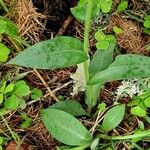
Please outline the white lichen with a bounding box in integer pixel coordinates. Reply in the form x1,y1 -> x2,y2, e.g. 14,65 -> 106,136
114,78 -> 142,100
70,63 -> 86,96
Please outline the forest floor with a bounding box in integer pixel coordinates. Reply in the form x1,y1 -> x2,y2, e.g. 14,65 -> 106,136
0,0 -> 150,150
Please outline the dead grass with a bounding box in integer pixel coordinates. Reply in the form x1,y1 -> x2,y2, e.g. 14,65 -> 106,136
7,0 -> 46,43
107,14 -> 150,55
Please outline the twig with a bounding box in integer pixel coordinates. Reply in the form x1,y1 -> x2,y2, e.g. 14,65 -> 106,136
43,81 -> 72,98
33,69 -> 59,102
90,110 -> 105,134
56,15 -> 73,36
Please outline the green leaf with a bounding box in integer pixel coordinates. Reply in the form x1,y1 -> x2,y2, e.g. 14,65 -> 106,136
50,100 -> 87,116
0,16 -> 18,37
127,98 -> 140,107
0,136 -> 3,144
144,21 -> 150,29
88,54 -> 150,85
41,108 -> 92,146
131,106 -> 146,117
96,41 -> 109,50
0,81 -> 6,92
31,88 -> 43,100
0,43 -> 10,62
4,83 -> 15,94
71,0 -> 100,22
144,28 -> 150,35
0,93 -> 3,104
98,102 -> 106,112
89,39 -> 115,78
87,37 -> 115,108
113,26 -> 124,34
13,80 -> 30,96
144,15 -> 150,21
95,31 -> 106,41
117,0 -> 128,12
0,19 -> 7,34
85,84 -> 102,108
4,95 -> 20,110
101,104 -> 125,131
100,0 -> 112,13
9,36 -> 88,69
144,96 -> 150,108
90,138 -> 99,150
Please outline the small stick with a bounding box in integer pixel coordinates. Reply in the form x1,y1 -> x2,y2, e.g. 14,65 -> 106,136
56,15 -> 73,36
33,69 -> 59,102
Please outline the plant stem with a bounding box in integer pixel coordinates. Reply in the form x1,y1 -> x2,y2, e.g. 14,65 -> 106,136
83,0 -> 93,112
97,130 -> 150,140
83,0 -> 93,82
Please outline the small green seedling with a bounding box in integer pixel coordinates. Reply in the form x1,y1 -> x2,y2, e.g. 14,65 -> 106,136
0,136 -> 4,150
0,80 -> 30,115
31,88 -> 43,100
128,91 -> 150,117
113,26 -> 124,34
117,0 -> 128,12
0,43 -> 10,62
20,112 -> 32,129
143,15 -> 150,29
143,15 -> 150,35
95,30 -> 116,50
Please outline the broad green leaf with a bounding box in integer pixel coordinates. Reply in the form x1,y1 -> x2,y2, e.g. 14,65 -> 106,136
13,80 -> 30,96
131,106 -> 146,117
117,0 -> 128,12
50,100 -> 87,116
113,26 -> 124,34
0,93 -> 3,104
31,88 -> 43,100
9,36 -> 88,69
100,0 -> 112,13
88,54 -> 150,85
101,104 -> 125,131
0,43 -> 10,62
4,95 -> 20,110
41,108 -> 92,146
144,96 -> 150,108
4,83 -> 15,94
71,1 -> 100,22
